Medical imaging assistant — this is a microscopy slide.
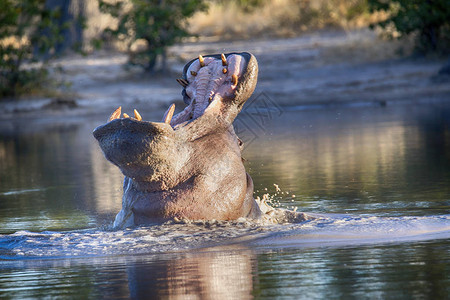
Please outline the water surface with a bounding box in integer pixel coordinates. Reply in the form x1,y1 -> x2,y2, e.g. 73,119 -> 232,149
0,103 -> 449,299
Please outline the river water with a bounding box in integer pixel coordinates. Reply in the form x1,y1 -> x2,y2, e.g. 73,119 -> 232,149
0,102 -> 449,299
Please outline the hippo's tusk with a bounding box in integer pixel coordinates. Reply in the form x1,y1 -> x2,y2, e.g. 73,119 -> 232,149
222,68 -> 227,74
190,71 -> 197,76
163,103 -> 175,124
176,78 -> 189,88
134,109 -> 142,121
232,74 -> 238,86
221,53 -> 227,66
109,106 -> 122,121
198,55 -> 205,67
123,113 -> 130,118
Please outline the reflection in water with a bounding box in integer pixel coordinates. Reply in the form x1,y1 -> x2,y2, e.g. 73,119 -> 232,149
0,239 -> 448,299
89,137 -> 123,214
0,119 -> 123,232
254,239 -> 449,299
0,246 -> 256,299
127,247 -> 255,299
240,105 -> 450,215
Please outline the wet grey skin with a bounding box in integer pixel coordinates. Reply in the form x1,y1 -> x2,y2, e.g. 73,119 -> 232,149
93,52 -> 262,229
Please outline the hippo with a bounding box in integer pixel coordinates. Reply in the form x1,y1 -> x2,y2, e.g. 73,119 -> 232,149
93,52 -> 262,228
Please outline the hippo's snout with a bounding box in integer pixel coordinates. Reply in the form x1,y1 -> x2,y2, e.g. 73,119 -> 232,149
93,118 -> 179,188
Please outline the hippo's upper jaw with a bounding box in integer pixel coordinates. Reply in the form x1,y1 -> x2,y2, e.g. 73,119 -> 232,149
93,52 -> 261,228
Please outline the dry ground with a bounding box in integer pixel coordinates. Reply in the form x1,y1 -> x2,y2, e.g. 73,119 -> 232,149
1,29 -> 449,119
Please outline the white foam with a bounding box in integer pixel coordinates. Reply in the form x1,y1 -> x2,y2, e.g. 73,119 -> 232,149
1,214 -> 449,259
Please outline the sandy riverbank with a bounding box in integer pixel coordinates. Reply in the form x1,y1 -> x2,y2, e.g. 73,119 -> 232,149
1,29 -> 449,121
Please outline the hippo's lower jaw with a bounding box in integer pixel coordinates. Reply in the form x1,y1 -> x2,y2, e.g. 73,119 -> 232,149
93,52 -> 261,228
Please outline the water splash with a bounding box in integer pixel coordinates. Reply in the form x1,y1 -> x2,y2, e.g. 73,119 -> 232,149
1,213 -> 449,260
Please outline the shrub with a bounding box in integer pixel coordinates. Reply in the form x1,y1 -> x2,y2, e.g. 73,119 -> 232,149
98,0 -> 208,72
368,0 -> 450,54
0,0 -> 68,98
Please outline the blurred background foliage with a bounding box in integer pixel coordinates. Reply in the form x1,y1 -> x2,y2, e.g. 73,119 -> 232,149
0,0 -> 69,97
1,0 -> 449,98
97,0 -> 208,72
368,0 -> 450,54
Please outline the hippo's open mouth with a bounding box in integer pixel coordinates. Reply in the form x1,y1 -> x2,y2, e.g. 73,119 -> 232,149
170,53 -> 247,126
102,53 -> 253,130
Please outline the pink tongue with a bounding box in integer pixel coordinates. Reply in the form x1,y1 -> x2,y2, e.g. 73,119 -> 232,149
187,55 -> 244,118
227,55 -> 244,77
170,54 -> 245,126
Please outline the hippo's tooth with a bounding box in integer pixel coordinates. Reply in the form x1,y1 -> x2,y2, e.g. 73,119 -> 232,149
232,74 -> 238,86
109,106 -> 122,121
134,109 -> 142,121
190,71 -> 197,76
163,103 -> 175,124
176,78 -> 189,88
198,55 -> 205,67
221,53 -> 227,66
123,113 -> 130,118
222,68 -> 227,74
